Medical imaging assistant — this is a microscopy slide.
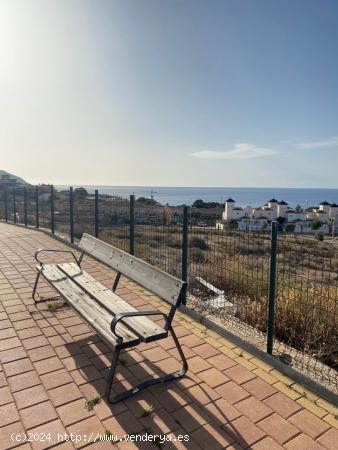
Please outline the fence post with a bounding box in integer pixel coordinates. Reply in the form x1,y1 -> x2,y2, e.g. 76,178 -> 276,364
129,194 -> 135,255
94,189 -> 99,238
181,205 -> 189,305
69,187 -> 74,243
4,189 -> 8,222
50,185 -> 55,234
24,188 -> 28,226
267,221 -> 278,354
35,185 -> 39,228
13,189 -> 17,224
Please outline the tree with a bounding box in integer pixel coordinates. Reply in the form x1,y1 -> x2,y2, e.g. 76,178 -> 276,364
285,223 -> 295,232
227,219 -> 238,231
315,231 -> 324,241
163,207 -> 172,225
309,220 -> 321,230
136,197 -> 159,206
295,204 -> 302,212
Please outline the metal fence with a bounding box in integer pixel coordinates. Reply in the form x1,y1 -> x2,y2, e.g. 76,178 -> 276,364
0,185 -> 337,393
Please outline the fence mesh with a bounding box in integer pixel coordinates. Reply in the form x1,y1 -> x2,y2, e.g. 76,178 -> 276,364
274,234 -> 338,391
1,187 -> 337,393
134,203 -> 183,278
99,195 -> 130,252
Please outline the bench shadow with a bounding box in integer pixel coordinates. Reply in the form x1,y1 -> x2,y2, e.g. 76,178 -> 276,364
64,331 -> 254,450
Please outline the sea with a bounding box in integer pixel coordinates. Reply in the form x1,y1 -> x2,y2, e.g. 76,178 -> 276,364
56,186 -> 338,208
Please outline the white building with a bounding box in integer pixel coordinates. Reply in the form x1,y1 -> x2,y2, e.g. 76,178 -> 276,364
218,197 -> 338,235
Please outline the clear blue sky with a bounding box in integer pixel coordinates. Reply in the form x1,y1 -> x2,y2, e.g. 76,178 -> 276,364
1,0 -> 338,187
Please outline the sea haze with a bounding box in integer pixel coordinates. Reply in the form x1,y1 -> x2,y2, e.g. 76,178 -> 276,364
56,186 -> 338,208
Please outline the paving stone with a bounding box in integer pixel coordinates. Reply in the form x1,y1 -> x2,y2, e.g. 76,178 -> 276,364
225,364 -> 256,384
263,392 -> 303,418
224,415 -> 266,447
236,396 -> 273,423
20,401 -> 57,430
215,381 -> 250,404
187,382 -> 220,406
28,345 -> 57,362
40,368 -> 73,390
285,433 -> 325,449
204,397 -> 241,424
191,422 -> 235,449
48,382 -> 83,407
0,421 -> 27,450
288,409 -> 330,439
3,358 -> 34,377
30,419 -> 67,450
193,343 -> 220,359
57,398 -> 93,426
0,402 -> 20,427
0,385 -> 13,405
8,370 -> 41,392
34,356 -> 64,375
66,416 -> 104,448
206,353 -> 237,371
242,377 -> 278,400
187,355 -> 212,374
0,337 -> 21,352
251,436 -> 284,449
316,428 -> 338,450
14,384 -> 48,410
258,413 -> 299,445
198,367 -> 230,388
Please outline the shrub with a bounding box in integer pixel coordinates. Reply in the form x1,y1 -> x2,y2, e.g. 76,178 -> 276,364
315,231 -> 324,241
190,236 -> 210,250
310,220 -> 322,230
285,223 -> 295,233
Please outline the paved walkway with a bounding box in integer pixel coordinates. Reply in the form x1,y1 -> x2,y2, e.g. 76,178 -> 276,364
0,223 -> 337,450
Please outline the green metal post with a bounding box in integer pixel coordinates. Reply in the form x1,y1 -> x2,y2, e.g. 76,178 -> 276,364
35,185 -> 39,228
95,189 -> 99,238
69,187 -> 74,243
267,221 -> 278,354
181,206 -> 189,305
23,187 -> 28,226
4,189 -> 8,222
50,185 -> 55,234
13,189 -> 17,224
129,194 -> 135,255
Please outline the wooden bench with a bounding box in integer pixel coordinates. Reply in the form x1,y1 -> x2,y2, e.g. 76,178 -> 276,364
32,233 -> 188,403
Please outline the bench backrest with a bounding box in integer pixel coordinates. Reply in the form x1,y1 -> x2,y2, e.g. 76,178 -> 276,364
79,233 -> 186,307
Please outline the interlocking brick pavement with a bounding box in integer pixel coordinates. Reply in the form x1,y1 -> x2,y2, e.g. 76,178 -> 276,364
0,223 -> 337,449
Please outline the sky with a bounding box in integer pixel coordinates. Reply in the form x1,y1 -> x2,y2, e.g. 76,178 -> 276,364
1,0 -> 338,188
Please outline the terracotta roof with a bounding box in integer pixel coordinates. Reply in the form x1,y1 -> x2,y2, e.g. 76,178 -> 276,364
278,200 -> 288,205
225,198 -> 235,203
319,201 -> 330,206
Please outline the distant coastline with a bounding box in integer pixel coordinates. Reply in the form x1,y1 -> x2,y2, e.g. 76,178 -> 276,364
56,185 -> 338,208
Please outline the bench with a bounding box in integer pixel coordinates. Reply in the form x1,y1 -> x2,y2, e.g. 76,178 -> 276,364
32,233 -> 188,403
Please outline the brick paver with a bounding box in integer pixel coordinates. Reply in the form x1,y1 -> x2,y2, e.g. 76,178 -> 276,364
0,223 -> 336,449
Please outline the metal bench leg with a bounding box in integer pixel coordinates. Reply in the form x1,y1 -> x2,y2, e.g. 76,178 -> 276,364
106,327 -> 188,404
32,271 -> 61,304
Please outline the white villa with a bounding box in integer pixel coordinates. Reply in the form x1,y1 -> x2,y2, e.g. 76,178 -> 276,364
216,198 -> 338,234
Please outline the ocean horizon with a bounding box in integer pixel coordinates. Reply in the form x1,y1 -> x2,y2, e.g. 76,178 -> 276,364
56,185 -> 338,208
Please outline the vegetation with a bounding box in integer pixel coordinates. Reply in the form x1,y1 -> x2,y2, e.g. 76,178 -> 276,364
285,223 -> 295,232
310,219 -> 322,230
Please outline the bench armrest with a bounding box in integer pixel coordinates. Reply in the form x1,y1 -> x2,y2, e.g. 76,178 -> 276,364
111,310 -> 168,338
35,249 -> 81,267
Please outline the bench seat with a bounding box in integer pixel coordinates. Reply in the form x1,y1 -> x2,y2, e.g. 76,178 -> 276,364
33,234 -> 188,403
38,263 -> 168,348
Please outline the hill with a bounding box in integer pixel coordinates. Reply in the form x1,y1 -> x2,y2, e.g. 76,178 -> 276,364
0,170 -> 30,187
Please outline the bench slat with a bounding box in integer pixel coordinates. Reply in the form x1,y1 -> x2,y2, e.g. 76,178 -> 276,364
39,264 -> 140,348
79,233 -> 184,306
58,263 -> 168,342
